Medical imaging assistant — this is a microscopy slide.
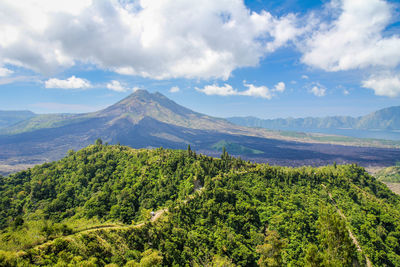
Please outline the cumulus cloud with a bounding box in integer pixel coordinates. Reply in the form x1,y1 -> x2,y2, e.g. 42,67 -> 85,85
301,0 -> 400,71
106,80 -> 129,92
309,85 -> 326,97
0,67 -> 13,77
343,89 -> 350,95
196,84 -> 237,96
196,81 -> 285,99
242,82 -> 273,99
362,73 -> 400,97
274,82 -> 285,92
45,76 -> 91,89
169,86 -> 180,93
0,0 -> 301,80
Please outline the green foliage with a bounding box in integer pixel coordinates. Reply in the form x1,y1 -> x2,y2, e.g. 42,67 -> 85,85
95,138 -> 103,146
212,140 -> 263,155
256,230 -> 286,267
0,145 -> 400,266
316,207 -> 357,266
375,166 -> 400,182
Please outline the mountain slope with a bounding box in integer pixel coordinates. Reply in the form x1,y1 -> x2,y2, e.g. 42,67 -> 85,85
1,90 -> 237,135
0,110 -> 36,129
227,106 -> 400,131
357,106 -> 400,130
0,90 -> 399,175
97,90 -> 232,130
1,145 -> 400,266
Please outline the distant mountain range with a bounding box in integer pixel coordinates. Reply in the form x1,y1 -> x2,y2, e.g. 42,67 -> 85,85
0,110 -> 36,129
227,106 -> 400,131
0,90 -> 399,175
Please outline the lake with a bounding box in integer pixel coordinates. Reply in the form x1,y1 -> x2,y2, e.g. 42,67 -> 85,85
276,127 -> 400,141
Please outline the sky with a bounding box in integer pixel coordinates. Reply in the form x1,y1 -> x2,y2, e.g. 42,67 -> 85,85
0,0 -> 399,119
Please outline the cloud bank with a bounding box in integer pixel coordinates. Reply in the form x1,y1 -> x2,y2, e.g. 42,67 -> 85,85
0,0 -> 300,80
301,0 -> 400,71
1,0 -> 399,98
300,0 -> 400,97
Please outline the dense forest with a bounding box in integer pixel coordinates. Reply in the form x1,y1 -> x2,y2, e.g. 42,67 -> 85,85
1,143 -> 400,266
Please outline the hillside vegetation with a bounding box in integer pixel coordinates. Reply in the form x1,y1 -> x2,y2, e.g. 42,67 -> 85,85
375,166 -> 400,183
1,144 -> 400,266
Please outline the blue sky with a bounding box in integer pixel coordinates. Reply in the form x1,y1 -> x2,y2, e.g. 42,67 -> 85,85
0,0 -> 399,119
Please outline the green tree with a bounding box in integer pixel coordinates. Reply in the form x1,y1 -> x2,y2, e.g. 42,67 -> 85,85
317,207 -> 358,266
304,244 -> 323,267
256,230 -> 286,267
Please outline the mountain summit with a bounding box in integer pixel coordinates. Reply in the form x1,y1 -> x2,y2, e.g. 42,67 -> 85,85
96,89 -> 233,130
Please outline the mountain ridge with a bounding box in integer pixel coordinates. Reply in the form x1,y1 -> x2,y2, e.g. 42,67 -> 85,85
227,106 -> 400,130
0,110 -> 36,129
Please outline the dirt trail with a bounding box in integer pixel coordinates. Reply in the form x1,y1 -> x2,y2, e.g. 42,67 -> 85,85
32,209 -> 168,251
27,186 -> 205,252
321,184 -> 372,267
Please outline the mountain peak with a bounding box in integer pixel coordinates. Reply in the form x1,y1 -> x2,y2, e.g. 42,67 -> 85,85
119,89 -> 168,103
91,88 -> 238,131
98,89 -> 226,129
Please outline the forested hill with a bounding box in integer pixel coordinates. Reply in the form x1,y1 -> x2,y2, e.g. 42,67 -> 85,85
227,105 -> 400,130
1,144 -> 400,266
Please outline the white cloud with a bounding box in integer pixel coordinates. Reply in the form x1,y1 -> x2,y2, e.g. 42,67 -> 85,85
301,0 -> 400,71
362,73 -> 400,97
301,75 -> 309,79
274,82 -> 285,92
0,0 -> 301,80
242,82 -> 272,99
170,86 -> 180,93
0,67 -> 13,77
343,89 -> 350,95
106,80 -> 129,92
45,76 -> 91,89
196,84 -> 237,96
309,85 -> 326,97
196,81 -> 285,99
